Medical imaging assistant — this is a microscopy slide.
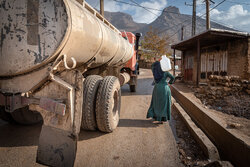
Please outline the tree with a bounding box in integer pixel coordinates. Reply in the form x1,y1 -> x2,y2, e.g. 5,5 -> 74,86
141,26 -> 171,61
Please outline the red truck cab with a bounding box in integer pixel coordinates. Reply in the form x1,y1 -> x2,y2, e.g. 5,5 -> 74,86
121,32 -> 141,92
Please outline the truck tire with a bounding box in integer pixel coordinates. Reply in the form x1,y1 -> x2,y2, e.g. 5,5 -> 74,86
130,85 -> 136,92
81,75 -> 103,131
10,107 -> 43,125
96,76 -> 121,132
0,107 -> 15,123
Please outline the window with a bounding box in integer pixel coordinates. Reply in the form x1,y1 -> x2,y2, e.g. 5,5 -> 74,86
200,50 -> 228,80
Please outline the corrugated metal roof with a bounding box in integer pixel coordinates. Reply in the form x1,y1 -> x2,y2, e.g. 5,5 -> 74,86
171,28 -> 250,51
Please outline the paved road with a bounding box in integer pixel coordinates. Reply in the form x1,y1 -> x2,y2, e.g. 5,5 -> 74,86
0,69 -> 181,167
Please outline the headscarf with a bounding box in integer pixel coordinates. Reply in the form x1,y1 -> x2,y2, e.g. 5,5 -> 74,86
152,61 -> 164,83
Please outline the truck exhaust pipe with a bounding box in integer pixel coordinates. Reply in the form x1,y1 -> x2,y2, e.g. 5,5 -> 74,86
119,72 -> 131,86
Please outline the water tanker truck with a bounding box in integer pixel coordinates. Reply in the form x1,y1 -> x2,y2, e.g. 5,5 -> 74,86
0,0 -> 141,166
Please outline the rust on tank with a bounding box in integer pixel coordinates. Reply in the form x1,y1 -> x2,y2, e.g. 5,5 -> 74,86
0,0 -> 132,77
15,28 -> 26,34
0,28 -> 6,55
53,1 -> 59,21
16,13 -> 26,17
0,0 -> 8,11
41,14 -> 49,28
4,24 -> 12,34
28,35 -> 45,64
16,34 -> 22,42
27,0 -> 39,45
7,15 -> 13,22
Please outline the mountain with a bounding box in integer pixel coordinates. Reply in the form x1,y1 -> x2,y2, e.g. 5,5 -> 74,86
104,6 -> 233,43
138,6 -> 233,42
104,11 -> 147,33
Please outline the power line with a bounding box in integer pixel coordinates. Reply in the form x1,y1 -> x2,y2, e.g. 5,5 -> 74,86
113,0 -> 231,41
113,0 -> 181,15
128,0 -> 183,29
129,0 -> 159,19
113,0 -> 200,32
158,0 -> 227,39
94,1 -> 99,8
207,0 -> 227,14
112,0 -> 208,35
165,29 -> 180,41
112,0 -> 205,33
190,0 -> 248,32
225,0 -> 250,6
210,18 -> 233,28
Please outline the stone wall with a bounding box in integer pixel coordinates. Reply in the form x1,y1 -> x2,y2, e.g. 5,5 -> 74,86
194,75 -> 250,118
195,75 -> 250,104
208,75 -> 250,93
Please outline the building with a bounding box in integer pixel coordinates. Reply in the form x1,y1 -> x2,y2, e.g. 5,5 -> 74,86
170,54 -> 182,71
171,29 -> 250,85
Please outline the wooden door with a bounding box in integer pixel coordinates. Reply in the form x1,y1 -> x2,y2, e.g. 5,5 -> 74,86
184,56 -> 193,81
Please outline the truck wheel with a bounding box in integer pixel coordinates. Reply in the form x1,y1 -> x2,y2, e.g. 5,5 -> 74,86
0,107 -> 15,123
96,76 -> 121,133
81,75 -> 103,131
11,107 -> 43,125
130,85 -> 136,92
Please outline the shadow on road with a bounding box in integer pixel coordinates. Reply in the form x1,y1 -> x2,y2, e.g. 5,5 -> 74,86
78,130 -> 105,141
0,121 -> 42,147
118,119 -> 159,128
121,78 -> 153,96
78,119 -> 158,141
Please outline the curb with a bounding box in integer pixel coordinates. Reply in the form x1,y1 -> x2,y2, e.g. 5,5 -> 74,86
171,85 -> 250,167
173,102 -> 220,161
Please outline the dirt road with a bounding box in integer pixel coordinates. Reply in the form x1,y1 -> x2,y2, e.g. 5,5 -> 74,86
0,69 -> 181,167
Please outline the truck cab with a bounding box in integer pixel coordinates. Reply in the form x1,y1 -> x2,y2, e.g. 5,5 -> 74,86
121,32 -> 142,92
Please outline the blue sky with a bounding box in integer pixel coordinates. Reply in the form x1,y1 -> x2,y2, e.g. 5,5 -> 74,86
86,0 -> 250,32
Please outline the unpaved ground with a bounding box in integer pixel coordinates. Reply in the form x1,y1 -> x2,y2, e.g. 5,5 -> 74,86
0,69 -> 181,167
210,93 -> 250,119
192,85 -> 250,119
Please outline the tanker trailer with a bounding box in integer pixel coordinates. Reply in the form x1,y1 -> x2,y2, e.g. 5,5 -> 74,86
0,0 -> 137,166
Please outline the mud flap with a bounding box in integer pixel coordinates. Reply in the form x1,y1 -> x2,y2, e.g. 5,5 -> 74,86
36,125 -> 77,167
32,70 -> 83,167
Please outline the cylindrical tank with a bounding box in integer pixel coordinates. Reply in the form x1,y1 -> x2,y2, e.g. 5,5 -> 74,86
0,0 -> 133,77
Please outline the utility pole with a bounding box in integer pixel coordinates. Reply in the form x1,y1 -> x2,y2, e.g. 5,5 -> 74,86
206,0 -> 210,30
192,0 -> 196,36
205,0 -> 214,30
173,49 -> 176,76
100,0 -> 104,16
181,26 -> 184,41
